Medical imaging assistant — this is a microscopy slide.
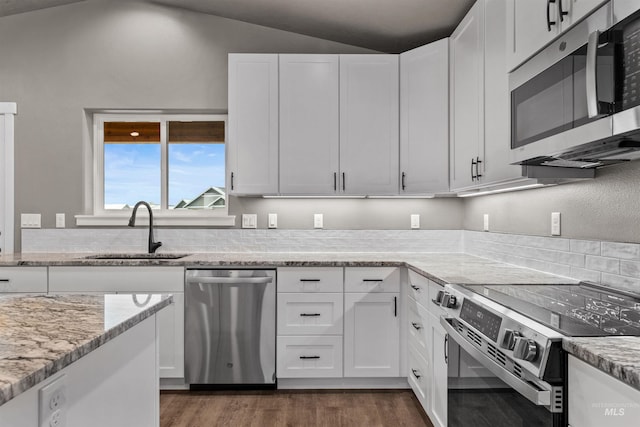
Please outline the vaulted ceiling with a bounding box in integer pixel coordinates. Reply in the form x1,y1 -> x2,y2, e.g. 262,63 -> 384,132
0,0 -> 475,53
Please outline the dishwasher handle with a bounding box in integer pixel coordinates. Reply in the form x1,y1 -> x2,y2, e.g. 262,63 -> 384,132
186,276 -> 273,285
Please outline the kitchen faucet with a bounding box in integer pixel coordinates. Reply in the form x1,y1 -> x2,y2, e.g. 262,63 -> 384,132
128,201 -> 162,254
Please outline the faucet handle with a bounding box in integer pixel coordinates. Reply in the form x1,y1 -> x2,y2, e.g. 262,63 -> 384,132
150,241 -> 163,254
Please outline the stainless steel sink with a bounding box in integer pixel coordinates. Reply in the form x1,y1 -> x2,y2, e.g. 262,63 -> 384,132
83,253 -> 189,260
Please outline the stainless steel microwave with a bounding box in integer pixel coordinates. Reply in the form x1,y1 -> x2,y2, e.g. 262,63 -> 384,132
510,2 -> 640,168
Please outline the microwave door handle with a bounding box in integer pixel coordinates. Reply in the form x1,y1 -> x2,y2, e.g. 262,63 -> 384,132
586,30 -> 600,118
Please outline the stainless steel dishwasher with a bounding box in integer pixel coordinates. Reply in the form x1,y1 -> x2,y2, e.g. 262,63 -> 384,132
185,269 -> 276,388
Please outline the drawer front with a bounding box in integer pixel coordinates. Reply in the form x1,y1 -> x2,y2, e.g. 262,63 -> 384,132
408,342 -> 430,411
277,267 -> 343,292
48,266 -> 184,292
344,267 -> 400,293
408,269 -> 431,308
0,267 -> 48,293
427,280 -> 447,317
277,335 -> 343,378
407,297 -> 430,355
277,293 -> 343,335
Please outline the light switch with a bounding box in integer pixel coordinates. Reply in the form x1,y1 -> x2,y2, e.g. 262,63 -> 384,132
21,213 -> 41,229
268,213 -> 277,229
551,212 -> 561,236
483,214 -> 489,232
314,214 -> 323,229
410,214 -> 420,229
242,214 -> 257,229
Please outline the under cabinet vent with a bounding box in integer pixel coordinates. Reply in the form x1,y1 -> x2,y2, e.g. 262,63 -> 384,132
513,363 -> 523,378
467,329 -> 482,346
487,344 -> 507,367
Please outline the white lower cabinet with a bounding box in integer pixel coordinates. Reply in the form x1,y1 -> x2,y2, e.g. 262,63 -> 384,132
408,342 -> 431,408
430,312 -> 448,427
48,266 -> 185,379
344,292 -> 400,377
0,267 -> 47,293
277,336 -> 343,378
277,292 -> 343,335
569,355 -> 640,427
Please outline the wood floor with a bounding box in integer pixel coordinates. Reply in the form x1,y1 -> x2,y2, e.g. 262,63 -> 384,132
160,390 -> 434,427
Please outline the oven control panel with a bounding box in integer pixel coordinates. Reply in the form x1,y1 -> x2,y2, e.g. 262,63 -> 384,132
459,299 -> 502,342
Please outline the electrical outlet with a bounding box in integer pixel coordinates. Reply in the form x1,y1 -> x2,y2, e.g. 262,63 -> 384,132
268,213 -> 277,229
39,374 -> 67,427
21,213 -> 41,229
483,214 -> 489,232
410,214 -> 420,229
314,214 -> 323,229
55,213 -> 65,229
551,212 -> 561,236
241,214 -> 257,229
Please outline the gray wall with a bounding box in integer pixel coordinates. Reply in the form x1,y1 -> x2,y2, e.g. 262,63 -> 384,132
463,161 -> 640,243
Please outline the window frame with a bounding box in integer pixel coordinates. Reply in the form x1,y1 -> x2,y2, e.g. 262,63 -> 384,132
76,112 -> 235,227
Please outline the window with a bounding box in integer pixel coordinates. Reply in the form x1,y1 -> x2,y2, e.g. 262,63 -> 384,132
81,113 -> 232,226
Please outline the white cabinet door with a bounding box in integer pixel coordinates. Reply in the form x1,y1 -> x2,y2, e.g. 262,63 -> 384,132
562,0 -> 609,28
344,292 -> 400,377
228,54 -> 279,195
400,39 -> 449,195
279,54 -> 340,195
157,292 -> 184,378
0,267 -> 47,293
507,0 -> 561,71
483,0 -> 524,185
0,104 -> 16,254
277,293 -> 344,335
449,0 -> 484,192
430,313 -> 447,427
339,55 -> 399,195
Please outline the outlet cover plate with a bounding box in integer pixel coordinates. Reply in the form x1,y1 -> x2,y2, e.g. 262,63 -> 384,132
483,214 -> 489,232
241,214 -> 257,229
314,214 -> 323,229
268,213 -> 277,229
551,212 -> 561,236
410,214 -> 420,229
39,374 -> 67,427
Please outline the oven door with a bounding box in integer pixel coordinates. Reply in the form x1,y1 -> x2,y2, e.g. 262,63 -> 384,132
441,317 -> 566,427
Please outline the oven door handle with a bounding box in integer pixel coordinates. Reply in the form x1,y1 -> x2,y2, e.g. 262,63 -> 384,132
440,316 -> 552,407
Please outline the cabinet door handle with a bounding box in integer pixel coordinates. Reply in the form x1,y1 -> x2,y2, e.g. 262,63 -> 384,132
363,279 -> 383,282
557,0 -> 568,22
299,355 -> 320,360
230,172 -> 235,190
547,0 -> 557,32
0,279 -> 9,282
300,279 -> 320,282
471,158 -> 477,181
411,322 -> 422,330
410,284 -> 421,291
333,172 -> 337,191
342,172 -> 346,191
475,156 -> 483,179
299,313 -> 321,317
411,369 -> 421,379
444,334 -> 449,364
394,296 -> 397,317
401,172 -> 406,191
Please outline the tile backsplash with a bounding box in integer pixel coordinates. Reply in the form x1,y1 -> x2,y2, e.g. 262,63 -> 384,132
21,228 -> 640,293
464,231 -> 640,293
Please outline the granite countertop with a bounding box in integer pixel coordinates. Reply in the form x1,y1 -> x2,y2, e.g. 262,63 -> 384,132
0,252 -> 578,286
563,337 -> 640,392
0,293 -> 173,406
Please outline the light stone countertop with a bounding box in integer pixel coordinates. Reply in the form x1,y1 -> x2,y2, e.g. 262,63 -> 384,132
2,251 -> 639,391
0,293 -> 172,406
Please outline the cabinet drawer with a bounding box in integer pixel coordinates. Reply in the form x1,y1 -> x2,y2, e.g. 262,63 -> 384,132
407,297 -> 430,355
277,267 -> 343,292
408,269 -> 431,308
344,267 -> 399,292
277,336 -> 343,378
408,342 -> 430,411
0,267 -> 48,293
277,293 -> 343,335
48,266 -> 184,292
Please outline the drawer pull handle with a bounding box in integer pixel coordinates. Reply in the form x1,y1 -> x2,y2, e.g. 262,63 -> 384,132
411,369 -> 421,379
363,279 -> 383,282
300,356 -> 320,360
410,284 -> 421,291
411,322 -> 422,330
300,279 -> 321,282
0,279 -> 10,282
300,313 -> 321,317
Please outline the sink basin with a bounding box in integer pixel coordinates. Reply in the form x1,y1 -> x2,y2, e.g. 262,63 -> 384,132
83,253 -> 189,260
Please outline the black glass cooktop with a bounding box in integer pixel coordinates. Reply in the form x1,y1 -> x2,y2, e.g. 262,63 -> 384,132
461,283 -> 640,337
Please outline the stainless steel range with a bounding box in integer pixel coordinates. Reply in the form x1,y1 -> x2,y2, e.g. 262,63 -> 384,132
435,282 -> 640,427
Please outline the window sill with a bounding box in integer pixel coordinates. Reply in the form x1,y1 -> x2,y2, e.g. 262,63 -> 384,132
75,214 -> 236,227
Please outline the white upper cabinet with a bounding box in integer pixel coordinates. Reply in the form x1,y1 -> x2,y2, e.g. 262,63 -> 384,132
339,55 -> 399,195
449,0 -> 485,192
279,54 -> 340,195
227,54 -> 279,195
400,40 -> 450,194
507,0 -> 608,71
